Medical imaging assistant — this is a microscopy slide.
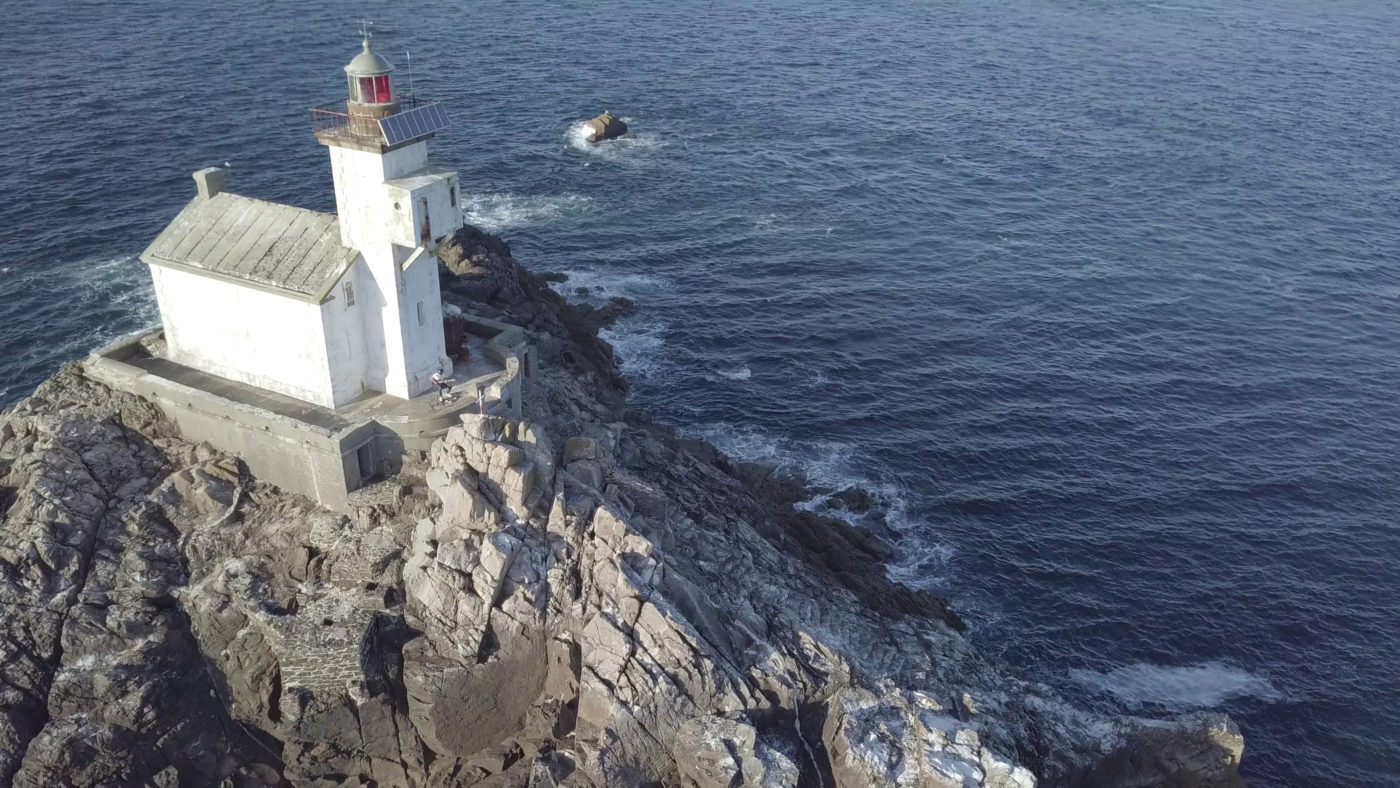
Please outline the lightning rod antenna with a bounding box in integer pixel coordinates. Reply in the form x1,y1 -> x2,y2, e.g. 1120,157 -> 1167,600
406,49 -> 415,101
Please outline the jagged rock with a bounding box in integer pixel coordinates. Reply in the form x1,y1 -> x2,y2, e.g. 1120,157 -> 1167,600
563,436 -> 603,463
581,111 -> 631,143
561,297 -> 637,336
828,485 -> 875,513
674,715 -> 767,788
0,231 -> 1250,787
822,687 -> 1035,788
1075,714 -> 1247,788
438,225 -> 523,304
427,468 -> 497,530
567,459 -> 604,489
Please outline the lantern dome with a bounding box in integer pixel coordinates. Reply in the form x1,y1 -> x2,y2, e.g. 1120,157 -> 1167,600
344,38 -> 396,105
345,38 -> 394,78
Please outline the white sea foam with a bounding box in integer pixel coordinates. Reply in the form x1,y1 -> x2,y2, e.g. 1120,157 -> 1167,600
553,268 -> 666,300
705,364 -> 752,381
693,420 -> 956,584
566,121 -> 596,152
565,118 -> 665,160
1070,661 -> 1281,710
459,192 -> 592,233
696,422 -> 860,489
0,253 -> 158,405
599,319 -> 666,378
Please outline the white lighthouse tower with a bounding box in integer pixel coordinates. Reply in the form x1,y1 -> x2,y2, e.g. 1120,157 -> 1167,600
317,35 -> 461,400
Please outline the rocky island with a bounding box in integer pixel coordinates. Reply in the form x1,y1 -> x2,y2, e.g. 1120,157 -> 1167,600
0,226 -> 1247,787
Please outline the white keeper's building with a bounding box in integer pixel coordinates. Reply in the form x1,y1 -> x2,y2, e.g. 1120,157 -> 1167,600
142,36 -> 461,409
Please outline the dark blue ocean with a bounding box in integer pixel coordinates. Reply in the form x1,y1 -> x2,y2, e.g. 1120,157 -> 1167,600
5,1 -> 1398,784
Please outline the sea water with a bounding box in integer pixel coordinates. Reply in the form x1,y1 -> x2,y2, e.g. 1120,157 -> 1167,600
4,1 -> 1398,784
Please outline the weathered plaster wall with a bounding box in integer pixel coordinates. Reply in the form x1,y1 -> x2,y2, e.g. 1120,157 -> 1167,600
327,140 -> 447,401
150,264 -> 336,408
399,249 -> 449,398
387,169 -> 461,249
320,260 -> 370,407
328,142 -> 430,253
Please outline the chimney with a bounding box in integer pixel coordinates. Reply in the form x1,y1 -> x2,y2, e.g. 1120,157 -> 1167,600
192,166 -> 228,200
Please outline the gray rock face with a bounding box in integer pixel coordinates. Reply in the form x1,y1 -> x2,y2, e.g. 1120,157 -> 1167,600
0,228 -> 1249,787
0,367 -> 278,787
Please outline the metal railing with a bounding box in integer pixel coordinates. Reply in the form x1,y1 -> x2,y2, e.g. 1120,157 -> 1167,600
310,96 -> 436,143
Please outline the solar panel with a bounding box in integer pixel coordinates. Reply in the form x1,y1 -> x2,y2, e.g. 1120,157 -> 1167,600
379,103 -> 451,146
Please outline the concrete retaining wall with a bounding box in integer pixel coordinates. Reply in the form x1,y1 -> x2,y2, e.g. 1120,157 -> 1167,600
86,348 -> 358,509
85,324 -> 534,511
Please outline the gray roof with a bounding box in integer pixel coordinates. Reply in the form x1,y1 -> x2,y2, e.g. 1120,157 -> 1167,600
142,193 -> 358,301
345,38 -> 393,76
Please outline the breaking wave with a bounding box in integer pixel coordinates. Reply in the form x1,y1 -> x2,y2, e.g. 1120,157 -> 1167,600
551,269 -> 667,301
0,254 -> 156,404
565,117 -> 664,160
598,318 -> 666,379
691,421 -> 953,578
459,192 -> 593,233
695,422 -> 862,490
1070,661 -> 1282,711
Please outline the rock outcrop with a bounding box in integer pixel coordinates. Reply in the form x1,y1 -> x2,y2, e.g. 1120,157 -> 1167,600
580,111 -> 632,144
0,225 -> 1247,787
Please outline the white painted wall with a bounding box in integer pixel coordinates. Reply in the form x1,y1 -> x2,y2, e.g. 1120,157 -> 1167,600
150,265 -> 336,407
329,142 -> 430,253
320,258 -> 370,407
326,139 -> 449,401
387,171 -> 461,249
399,248 -> 449,395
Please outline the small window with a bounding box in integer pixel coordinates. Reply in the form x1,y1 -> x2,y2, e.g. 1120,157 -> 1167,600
449,185 -> 457,208
343,281 -> 355,307
416,300 -> 426,326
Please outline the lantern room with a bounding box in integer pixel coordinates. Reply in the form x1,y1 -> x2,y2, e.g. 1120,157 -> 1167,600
345,37 -> 394,105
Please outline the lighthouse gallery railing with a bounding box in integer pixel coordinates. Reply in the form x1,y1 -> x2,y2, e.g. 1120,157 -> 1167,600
310,96 -> 437,143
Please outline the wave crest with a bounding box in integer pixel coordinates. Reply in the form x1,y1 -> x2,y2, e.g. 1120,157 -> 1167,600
460,192 -> 592,233
1071,661 -> 1281,710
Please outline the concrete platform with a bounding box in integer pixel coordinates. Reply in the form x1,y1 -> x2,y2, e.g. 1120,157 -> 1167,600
86,317 -> 533,510
123,333 -> 504,434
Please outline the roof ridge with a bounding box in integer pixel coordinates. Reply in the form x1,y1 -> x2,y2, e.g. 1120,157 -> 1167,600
215,191 -> 337,221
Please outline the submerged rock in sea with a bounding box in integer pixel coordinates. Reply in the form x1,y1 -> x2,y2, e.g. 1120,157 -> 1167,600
0,225 -> 1248,786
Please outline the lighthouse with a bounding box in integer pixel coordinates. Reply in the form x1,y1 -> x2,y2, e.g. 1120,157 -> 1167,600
140,35 -> 461,408
104,34 -> 531,509
316,35 -> 461,401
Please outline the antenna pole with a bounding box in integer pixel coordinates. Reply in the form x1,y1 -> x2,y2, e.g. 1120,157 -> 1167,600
406,49 -> 415,101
